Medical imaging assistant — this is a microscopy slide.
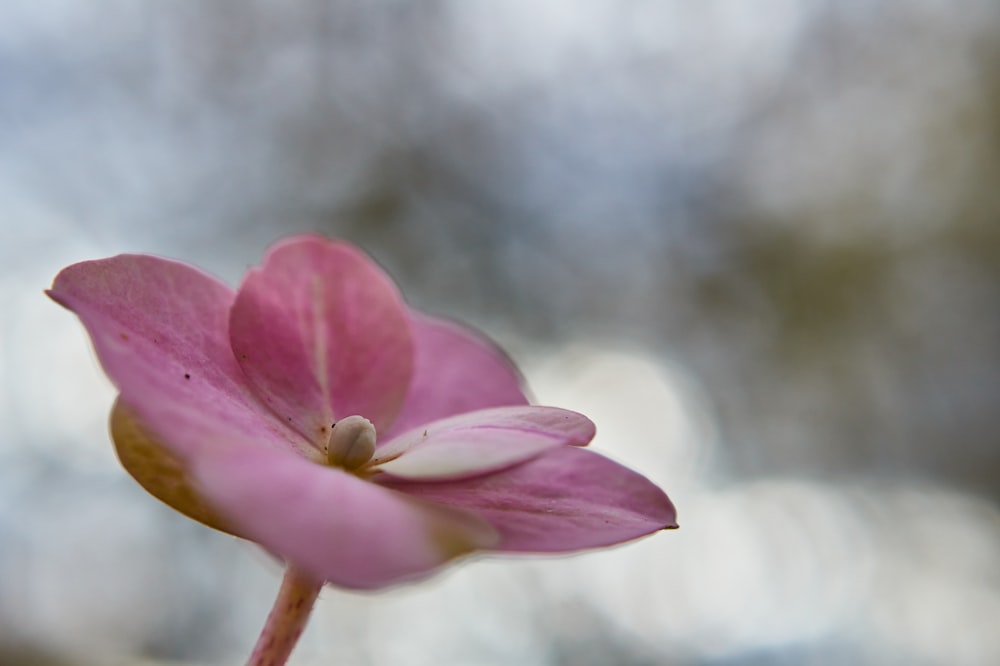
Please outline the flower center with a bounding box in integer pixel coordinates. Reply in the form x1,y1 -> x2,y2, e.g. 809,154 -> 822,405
325,415 -> 376,470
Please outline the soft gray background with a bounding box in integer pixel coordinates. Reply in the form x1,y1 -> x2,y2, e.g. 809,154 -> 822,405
2,2 -> 1000,664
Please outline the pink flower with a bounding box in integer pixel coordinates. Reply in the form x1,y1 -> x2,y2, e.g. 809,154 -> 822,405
48,235 -> 676,590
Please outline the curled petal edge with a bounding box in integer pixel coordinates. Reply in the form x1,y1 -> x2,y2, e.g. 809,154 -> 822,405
372,406 -> 595,482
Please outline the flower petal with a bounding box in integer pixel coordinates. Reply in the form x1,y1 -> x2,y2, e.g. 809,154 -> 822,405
370,406 -> 594,481
380,447 -> 677,552
383,312 -> 529,440
48,254 -> 299,460
230,236 -> 413,443
110,398 -> 235,535
190,445 -> 500,589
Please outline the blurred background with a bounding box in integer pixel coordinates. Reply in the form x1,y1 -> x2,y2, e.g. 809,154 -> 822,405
2,1 -> 1000,664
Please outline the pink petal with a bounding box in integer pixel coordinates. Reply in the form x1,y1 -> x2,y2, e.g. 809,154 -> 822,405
371,406 -> 594,481
380,447 -> 677,552
48,255 -> 299,460
191,445 -> 500,589
110,398 -> 237,535
230,236 -> 413,443
383,312 -> 529,440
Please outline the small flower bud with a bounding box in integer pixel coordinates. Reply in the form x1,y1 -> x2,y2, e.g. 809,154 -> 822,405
326,415 -> 376,470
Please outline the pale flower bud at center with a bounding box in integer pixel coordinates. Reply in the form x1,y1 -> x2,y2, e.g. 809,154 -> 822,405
326,415 -> 376,470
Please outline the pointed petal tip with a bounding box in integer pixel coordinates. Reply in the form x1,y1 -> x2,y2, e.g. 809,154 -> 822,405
47,253 -> 304,462
44,287 -> 65,308
382,447 -> 676,553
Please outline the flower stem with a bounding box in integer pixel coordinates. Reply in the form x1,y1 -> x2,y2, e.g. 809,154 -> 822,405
246,565 -> 322,666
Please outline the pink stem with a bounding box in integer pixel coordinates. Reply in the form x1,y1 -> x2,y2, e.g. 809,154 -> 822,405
246,565 -> 323,666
